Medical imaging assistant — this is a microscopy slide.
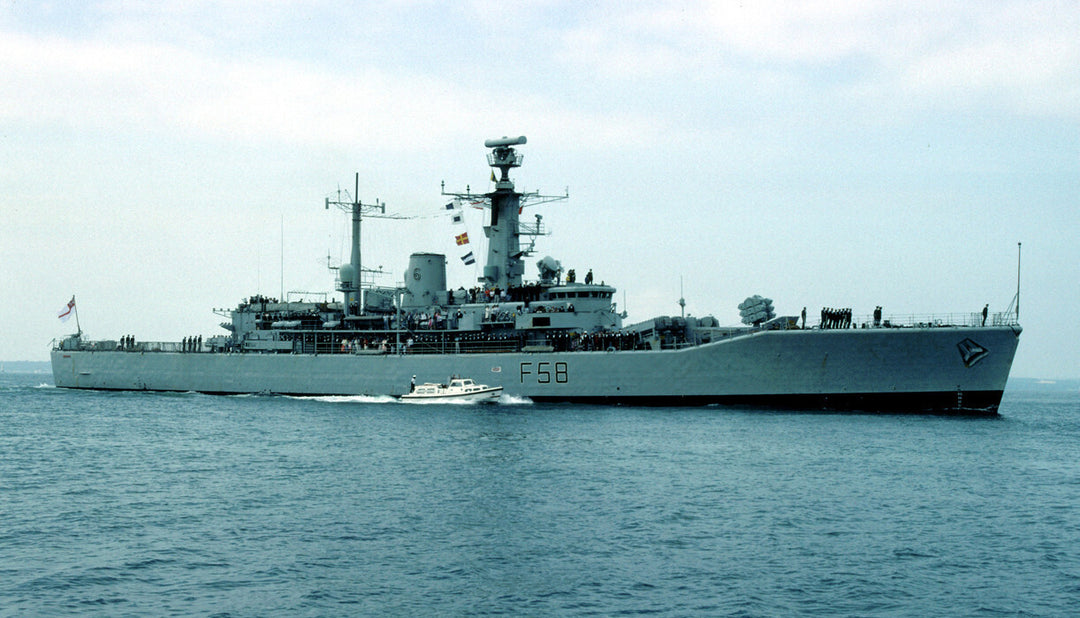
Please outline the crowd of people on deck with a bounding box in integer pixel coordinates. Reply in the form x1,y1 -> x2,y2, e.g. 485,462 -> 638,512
820,307 -> 853,329
287,327 -> 648,356
459,285 -> 545,304
400,329 -> 646,354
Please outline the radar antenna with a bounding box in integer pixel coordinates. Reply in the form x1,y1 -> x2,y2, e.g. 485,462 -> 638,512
485,135 -> 527,183
441,136 -> 568,289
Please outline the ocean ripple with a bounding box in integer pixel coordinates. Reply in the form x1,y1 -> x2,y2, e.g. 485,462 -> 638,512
1,375 -> 1078,615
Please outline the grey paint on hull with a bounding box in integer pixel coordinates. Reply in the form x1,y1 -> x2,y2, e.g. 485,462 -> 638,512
52,325 -> 1021,412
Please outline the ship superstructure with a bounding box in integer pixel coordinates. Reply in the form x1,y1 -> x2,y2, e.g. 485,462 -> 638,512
52,136 -> 1022,413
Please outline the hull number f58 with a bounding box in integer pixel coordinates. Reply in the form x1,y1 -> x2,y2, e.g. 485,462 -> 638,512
520,361 -> 568,384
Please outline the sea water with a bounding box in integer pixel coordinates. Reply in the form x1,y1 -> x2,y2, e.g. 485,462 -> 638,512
2,372 -> 1078,616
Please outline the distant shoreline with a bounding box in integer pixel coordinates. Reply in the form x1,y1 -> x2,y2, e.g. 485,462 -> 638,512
1006,377 -> 1080,392
2,361 -> 53,374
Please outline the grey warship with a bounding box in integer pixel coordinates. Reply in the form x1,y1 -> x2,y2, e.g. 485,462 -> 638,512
52,136 -> 1022,413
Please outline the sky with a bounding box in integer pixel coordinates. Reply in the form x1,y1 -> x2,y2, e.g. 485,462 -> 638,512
2,1 -> 1077,379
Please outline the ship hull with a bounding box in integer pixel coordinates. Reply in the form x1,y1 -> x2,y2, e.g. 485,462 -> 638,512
52,325 -> 1021,413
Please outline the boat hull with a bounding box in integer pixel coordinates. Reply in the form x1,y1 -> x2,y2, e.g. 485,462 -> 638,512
400,387 -> 503,403
52,325 -> 1021,413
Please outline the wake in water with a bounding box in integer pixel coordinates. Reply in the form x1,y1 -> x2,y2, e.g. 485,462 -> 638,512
287,393 -> 534,405
289,394 -> 399,404
499,394 -> 533,405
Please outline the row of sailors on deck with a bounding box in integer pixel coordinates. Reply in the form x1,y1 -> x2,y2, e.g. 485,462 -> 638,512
340,338 -> 391,353
182,335 -> 202,352
821,307 -> 852,329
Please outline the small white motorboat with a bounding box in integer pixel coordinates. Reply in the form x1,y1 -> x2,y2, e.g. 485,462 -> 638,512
399,376 -> 503,403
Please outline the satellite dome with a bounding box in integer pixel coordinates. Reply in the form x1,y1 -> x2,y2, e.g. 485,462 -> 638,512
339,263 -> 357,284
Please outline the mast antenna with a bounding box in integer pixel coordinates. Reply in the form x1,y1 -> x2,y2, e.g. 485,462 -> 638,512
1004,241 -> 1022,320
276,215 -> 280,302
1015,241 -> 1021,320
679,277 -> 686,318
325,172 -> 408,315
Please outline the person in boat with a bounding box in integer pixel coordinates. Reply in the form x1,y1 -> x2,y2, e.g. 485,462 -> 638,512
410,375 -> 416,393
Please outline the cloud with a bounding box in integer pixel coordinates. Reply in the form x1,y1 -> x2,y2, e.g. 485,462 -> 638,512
0,31 -> 473,146
0,24 -> 666,156
899,5 -> 1080,117
553,1 -> 1080,120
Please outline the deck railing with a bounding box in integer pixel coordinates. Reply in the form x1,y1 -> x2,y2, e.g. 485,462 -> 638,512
808,311 -> 1019,330
55,310 -> 1019,355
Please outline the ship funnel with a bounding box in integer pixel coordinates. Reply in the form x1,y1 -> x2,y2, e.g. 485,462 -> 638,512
402,253 -> 447,309
484,136 -> 527,148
